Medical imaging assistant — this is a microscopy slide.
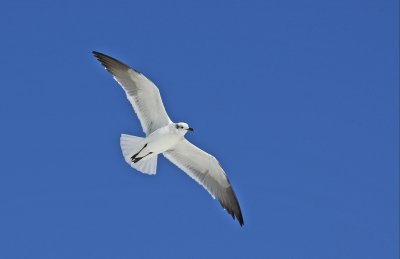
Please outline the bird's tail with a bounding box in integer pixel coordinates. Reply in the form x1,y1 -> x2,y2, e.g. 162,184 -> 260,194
120,134 -> 158,175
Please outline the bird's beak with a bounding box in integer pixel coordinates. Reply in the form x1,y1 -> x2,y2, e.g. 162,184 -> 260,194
187,127 -> 194,132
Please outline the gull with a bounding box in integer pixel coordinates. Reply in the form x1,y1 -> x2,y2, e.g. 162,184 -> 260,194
92,51 -> 244,226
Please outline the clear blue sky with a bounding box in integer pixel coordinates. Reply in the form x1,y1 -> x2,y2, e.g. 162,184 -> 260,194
0,0 -> 398,258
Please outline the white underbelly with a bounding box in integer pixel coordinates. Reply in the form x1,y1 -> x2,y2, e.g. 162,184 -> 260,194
145,130 -> 182,154
149,136 -> 181,153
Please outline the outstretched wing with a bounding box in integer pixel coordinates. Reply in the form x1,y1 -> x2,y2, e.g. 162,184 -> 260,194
163,139 -> 244,226
93,51 -> 172,135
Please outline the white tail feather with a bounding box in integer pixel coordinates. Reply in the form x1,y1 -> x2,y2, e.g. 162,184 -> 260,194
120,134 -> 158,175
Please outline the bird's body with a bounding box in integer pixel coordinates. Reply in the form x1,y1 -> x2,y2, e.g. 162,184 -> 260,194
133,124 -> 185,161
93,51 -> 244,226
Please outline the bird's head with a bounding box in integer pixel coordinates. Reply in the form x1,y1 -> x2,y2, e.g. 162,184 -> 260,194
175,122 -> 194,134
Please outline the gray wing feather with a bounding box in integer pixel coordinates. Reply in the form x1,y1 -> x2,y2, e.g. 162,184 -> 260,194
93,51 -> 172,135
164,139 -> 244,226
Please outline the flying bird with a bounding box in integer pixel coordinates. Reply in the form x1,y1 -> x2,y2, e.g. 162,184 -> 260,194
92,51 -> 244,226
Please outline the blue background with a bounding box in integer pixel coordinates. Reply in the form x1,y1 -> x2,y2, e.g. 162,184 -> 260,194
0,0 -> 398,258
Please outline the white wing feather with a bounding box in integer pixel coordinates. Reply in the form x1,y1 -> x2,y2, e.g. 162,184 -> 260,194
93,51 -> 172,135
163,139 -> 244,226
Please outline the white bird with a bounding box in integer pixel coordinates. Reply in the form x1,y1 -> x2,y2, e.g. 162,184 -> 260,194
93,51 -> 244,226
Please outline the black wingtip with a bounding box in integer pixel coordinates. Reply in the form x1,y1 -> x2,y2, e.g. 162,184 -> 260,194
233,209 -> 244,227
219,186 -> 244,227
238,214 -> 244,227
92,50 -> 141,75
229,188 -> 244,227
92,50 -> 105,59
228,210 -> 244,227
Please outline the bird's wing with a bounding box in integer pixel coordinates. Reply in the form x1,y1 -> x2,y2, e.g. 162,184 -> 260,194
163,139 -> 244,226
93,51 -> 172,135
